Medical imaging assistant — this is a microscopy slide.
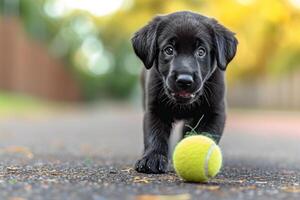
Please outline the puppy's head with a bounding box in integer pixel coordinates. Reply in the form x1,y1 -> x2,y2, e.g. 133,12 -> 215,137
132,11 -> 238,104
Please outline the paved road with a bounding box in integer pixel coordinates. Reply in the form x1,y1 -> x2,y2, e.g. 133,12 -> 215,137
1,104 -> 300,200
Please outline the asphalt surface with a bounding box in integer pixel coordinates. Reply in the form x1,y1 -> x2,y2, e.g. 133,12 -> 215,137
1,104 -> 300,200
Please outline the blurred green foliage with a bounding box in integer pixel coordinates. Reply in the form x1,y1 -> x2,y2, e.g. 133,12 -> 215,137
1,0 -> 300,100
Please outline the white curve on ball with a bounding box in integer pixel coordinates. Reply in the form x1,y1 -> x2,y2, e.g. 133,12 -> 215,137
204,143 -> 216,179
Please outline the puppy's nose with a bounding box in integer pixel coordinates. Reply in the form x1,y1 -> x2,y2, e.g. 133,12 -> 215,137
176,74 -> 194,89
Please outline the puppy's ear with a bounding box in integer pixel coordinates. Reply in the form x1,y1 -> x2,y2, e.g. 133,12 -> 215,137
211,20 -> 238,70
131,16 -> 162,69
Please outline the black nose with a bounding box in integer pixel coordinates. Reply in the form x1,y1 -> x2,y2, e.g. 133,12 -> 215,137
176,74 -> 194,89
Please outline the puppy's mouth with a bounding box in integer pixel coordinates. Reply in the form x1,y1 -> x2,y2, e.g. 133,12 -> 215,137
166,88 -> 200,104
164,81 -> 202,104
170,91 -> 196,99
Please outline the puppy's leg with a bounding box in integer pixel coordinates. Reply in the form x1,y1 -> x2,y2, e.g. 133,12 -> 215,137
181,107 -> 225,144
135,112 -> 172,173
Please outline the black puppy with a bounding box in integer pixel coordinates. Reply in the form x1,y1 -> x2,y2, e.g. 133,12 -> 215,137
132,11 -> 238,174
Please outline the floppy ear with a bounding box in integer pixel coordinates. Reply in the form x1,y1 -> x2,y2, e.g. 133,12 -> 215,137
131,16 -> 162,69
211,20 -> 238,70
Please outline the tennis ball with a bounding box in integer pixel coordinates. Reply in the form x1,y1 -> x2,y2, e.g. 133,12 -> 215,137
173,135 -> 222,182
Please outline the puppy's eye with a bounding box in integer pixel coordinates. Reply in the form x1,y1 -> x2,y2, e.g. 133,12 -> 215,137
164,46 -> 174,55
197,47 -> 206,57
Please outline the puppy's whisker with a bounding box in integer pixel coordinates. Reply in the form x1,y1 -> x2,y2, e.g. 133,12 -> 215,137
161,94 -> 170,103
148,82 -> 163,92
205,92 -> 211,107
204,85 -> 212,97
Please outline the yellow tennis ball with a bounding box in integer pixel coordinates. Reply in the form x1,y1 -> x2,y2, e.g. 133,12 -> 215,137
173,135 -> 222,182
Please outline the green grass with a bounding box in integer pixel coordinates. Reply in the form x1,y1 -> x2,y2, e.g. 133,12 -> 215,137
0,92 -> 49,115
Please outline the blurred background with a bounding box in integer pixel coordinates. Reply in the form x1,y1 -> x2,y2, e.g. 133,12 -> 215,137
1,0 -> 300,107
0,0 -> 300,158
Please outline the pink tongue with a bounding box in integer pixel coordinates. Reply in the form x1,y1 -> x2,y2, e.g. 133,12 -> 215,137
178,91 -> 191,97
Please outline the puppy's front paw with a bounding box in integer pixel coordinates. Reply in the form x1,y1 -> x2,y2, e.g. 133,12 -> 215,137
135,153 -> 168,174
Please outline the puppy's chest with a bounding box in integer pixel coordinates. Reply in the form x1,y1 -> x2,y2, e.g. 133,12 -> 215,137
167,104 -> 204,120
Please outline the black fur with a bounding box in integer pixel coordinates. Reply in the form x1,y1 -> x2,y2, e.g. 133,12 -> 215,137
132,11 -> 238,174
